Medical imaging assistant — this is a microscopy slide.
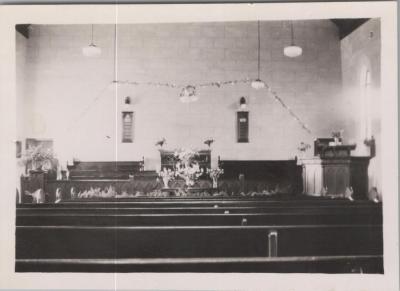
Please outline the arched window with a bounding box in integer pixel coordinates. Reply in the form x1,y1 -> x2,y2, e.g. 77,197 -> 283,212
122,112 -> 133,143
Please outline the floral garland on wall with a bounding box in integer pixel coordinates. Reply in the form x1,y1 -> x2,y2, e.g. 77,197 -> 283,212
69,77 -> 313,137
115,78 -> 312,134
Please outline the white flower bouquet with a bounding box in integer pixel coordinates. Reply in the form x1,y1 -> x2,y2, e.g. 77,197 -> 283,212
173,148 -> 204,187
207,167 -> 224,188
158,167 -> 175,188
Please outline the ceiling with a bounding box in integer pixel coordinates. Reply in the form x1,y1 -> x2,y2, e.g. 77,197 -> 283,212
330,18 -> 370,39
16,19 -> 371,40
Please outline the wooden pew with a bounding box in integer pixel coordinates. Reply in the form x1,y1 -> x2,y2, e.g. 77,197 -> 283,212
18,196 -> 381,207
15,197 -> 383,273
16,255 -> 383,273
17,204 -> 382,216
16,212 -> 382,227
16,224 -> 383,259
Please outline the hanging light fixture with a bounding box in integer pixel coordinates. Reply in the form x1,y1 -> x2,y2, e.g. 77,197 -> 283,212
283,21 -> 302,58
82,24 -> 101,57
251,21 -> 266,90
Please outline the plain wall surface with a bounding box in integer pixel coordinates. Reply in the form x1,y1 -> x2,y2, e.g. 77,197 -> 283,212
341,18 -> 381,194
16,20 -> 375,175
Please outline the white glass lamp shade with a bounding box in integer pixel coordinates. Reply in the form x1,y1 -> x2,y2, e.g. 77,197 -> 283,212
82,44 -> 102,57
283,45 -> 302,58
251,79 -> 266,90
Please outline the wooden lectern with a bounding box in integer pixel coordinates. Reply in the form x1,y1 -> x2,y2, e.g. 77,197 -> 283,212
300,139 -> 370,199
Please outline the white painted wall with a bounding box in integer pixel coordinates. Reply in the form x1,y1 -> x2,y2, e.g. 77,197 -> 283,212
16,21 -> 352,170
341,18 -> 381,195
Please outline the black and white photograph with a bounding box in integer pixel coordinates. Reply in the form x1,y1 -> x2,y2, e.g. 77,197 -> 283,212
0,2 -> 398,290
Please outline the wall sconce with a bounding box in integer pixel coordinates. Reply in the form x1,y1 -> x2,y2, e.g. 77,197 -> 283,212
124,96 -> 131,105
239,96 -> 247,110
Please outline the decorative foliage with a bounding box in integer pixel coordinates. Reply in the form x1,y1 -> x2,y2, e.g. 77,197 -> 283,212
207,167 -> 224,180
174,148 -> 204,187
174,148 -> 198,165
331,130 -> 344,139
72,77 -> 313,136
180,85 -> 196,97
158,167 -> 176,180
21,145 -> 55,171
78,186 -> 117,199
297,142 -> 311,152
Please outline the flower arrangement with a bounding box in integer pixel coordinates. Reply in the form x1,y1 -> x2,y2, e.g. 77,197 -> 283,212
297,142 -> 311,152
158,167 -> 176,179
331,130 -> 344,139
207,167 -> 224,188
174,148 -> 198,164
158,167 -> 176,188
78,186 -> 117,199
21,145 -> 55,171
207,167 -> 224,179
331,129 -> 344,145
174,148 -> 204,187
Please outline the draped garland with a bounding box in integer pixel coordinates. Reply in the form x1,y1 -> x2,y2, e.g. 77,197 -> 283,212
68,78 -> 313,136
114,78 -> 313,135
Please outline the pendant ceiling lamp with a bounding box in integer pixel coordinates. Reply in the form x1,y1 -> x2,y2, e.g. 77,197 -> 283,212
82,24 -> 101,57
251,21 -> 266,90
283,21 -> 302,58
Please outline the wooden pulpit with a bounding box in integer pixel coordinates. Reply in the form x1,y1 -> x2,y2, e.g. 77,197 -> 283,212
300,143 -> 370,199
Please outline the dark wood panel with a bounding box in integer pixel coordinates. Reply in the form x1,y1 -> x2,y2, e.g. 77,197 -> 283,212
67,160 -> 144,180
218,159 -> 301,193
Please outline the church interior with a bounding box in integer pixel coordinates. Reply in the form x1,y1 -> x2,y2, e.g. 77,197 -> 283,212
15,19 -> 383,273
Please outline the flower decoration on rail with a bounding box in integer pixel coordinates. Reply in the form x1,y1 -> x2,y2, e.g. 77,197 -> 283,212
207,167 -> 224,189
158,167 -> 176,189
174,148 -> 204,187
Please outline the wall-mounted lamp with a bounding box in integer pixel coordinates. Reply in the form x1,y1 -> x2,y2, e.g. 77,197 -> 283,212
239,96 -> 247,110
124,96 -> 131,105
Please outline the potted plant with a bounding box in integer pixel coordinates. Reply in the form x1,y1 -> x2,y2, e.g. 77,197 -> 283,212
21,145 -> 55,173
